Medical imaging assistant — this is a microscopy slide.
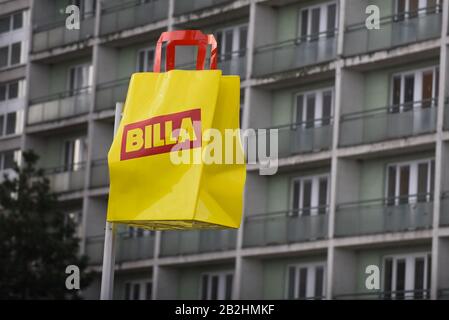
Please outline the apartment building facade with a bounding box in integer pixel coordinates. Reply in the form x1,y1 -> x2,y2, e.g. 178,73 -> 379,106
2,0 -> 449,300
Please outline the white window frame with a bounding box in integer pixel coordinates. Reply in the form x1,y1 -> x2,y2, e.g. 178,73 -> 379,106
394,0 -> 441,18
67,63 -> 93,95
294,87 -> 334,128
385,158 -> 434,204
62,137 -> 87,171
291,173 -> 330,216
199,271 -> 233,300
382,252 -> 431,299
285,262 -> 326,300
298,1 -> 338,41
124,279 -> 152,300
136,47 -> 155,72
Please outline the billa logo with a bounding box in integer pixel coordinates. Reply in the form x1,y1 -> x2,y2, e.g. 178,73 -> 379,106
121,108 -> 201,160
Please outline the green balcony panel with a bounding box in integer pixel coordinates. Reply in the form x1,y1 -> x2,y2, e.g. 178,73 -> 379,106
340,103 -> 437,147
160,229 -> 237,257
253,35 -> 337,77
344,9 -> 442,57
27,89 -> 92,125
90,159 -> 109,188
100,0 -> 168,36
95,79 -> 129,111
32,17 -> 94,52
335,197 -> 433,237
243,211 -> 328,248
174,0 -> 234,15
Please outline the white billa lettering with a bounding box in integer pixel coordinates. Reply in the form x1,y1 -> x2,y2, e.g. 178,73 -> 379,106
366,5 -> 380,30
66,5 -> 80,30
65,265 -> 80,290
365,265 -> 380,290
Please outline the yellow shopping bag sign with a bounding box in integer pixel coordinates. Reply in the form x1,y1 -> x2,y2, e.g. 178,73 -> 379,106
107,30 -> 246,230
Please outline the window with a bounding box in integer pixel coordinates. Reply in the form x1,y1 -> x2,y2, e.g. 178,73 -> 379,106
124,280 -> 152,300
69,0 -> 97,19
292,174 -> 329,216
200,272 -> 233,300
0,11 -> 24,34
295,88 -> 333,128
299,2 -> 338,41
391,67 -> 439,112
136,47 -> 155,72
0,42 -> 23,68
63,138 -> 87,171
395,0 -> 440,20
383,253 -> 431,299
0,149 -> 21,171
286,263 -> 326,299
215,24 -> 248,61
127,226 -> 153,238
386,159 -> 434,205
68,64 -> 92,95
0,80 -> 21,102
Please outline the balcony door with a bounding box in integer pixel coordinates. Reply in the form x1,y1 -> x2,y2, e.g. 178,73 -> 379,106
395,0 -> 441,20
386,159 -> 434,205
292,174 -> 329,216
215,25 -> 247,75
383,253 -> 431,299
287,263 -> 326,300
299,2 -> 337,41
68,64 -> 92,96
63,137 -> 86,172
200,272 -> 233,300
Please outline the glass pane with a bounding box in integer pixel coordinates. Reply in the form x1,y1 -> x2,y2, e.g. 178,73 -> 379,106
239,26 -> 247,56
3,150 -> 15,169
326,4 -> 337,37
12,12 -> 23,30
384,258 -> 393,299
404,75 -> 415,111
132,283 -> 140,300
138,51 -> 145,72
399,166 -> 410,204
414,258 -> 425,299
287,266 -> 296,299
298,268 -> 307,299
6,112 -> 16,135
306,95 -> 315,128
310,8 -> 320,39
0,85 -> 5,101
0,16 -> 10,33
292,180 -> 300,215
422,71 -> 433,108
225,274 -> 233,300
387,166 -> 397,205
0,46 -> 8,68
146,50 -> 154,72
314,266 -> 324,299
0,115 -> 4,136
302,180 -> 312,216
225,30 -> 233,58
409,0 -> 419,17
392,76 -> 401,112
426,255 -> 432,295
296,95 -> 304,124
145,282 -> 152,300
396,259 -> 406,299
318,177 -> 328,214
322,91 -> 332,125
8,82 -> 18,99
211,275 -> 219,300
201,275 -> 209,300
124,283 -> 131,300
300,10 -> 308,38
417,163 -> 429,202
11,42 -> 21,65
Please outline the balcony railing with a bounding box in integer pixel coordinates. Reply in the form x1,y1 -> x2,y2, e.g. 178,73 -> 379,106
43,162 -> 86,193
85,232 -> 155,265
339,100 -> 437,147
335,194 -> 433,237
246,120 -> 332,159
440,192 -> 449,227
28,87 -> 92,125
174,0 -> 234,15
439,288 -> 449,299
95,78 -> 129,111
344,6 -> 442,57
100,0 -> 168,36
90,159 -> 109,188
334,289 -> 430,300
243,208 -> 328,248
252,31 -> 337,77
160,229 -> 237,257
32,15 -> 94,52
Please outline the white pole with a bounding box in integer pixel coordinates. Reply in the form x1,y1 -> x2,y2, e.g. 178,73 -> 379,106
100,102 -> 123,300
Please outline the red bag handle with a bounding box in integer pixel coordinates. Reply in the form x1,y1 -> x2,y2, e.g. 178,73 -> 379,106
153,30 -> 218,72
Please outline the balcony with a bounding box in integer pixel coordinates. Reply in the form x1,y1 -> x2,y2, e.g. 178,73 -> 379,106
100,0 -> 168,36
335,195 -> 433,238
174,0 -> 234,15
27,88 -> 92,126
344,7 -> 442,57
90,159 -> 109,189
44,163 -> 86,193
160,229 -> 237,257
334,289 -> 430,300
242,209 -> 328,248
339,101 -> 437,147
247,121 -> 332,158
85,232 -> 155,265
252,32 -> 337,77
95,79 -> 129,112
32,16 -> 94,53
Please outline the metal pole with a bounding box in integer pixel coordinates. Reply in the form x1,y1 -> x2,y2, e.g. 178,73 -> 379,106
100,102 -> 123,300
